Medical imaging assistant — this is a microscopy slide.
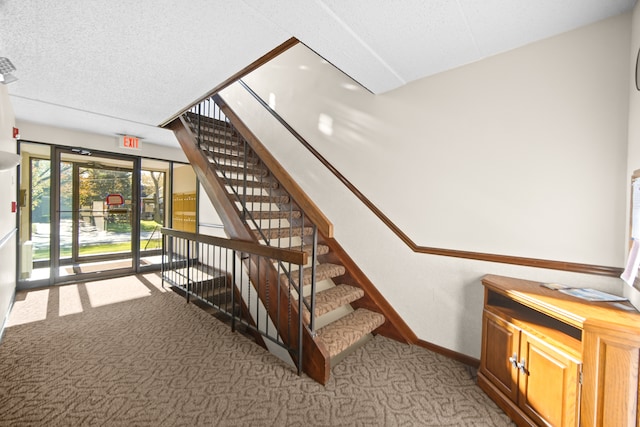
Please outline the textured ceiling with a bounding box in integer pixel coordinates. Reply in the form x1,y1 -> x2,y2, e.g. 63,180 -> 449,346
0,0 -> 635,147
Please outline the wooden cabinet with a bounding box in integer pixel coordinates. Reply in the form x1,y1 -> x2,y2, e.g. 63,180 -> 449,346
479,275 -> 640,427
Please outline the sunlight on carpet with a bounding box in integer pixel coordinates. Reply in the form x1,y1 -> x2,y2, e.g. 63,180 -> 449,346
8,273 -> 168,327
7,288 -> 50,326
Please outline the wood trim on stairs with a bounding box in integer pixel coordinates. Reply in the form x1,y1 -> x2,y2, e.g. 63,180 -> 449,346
213,94 -> 334,238
316,234 -> 418,345
235,81 -> 622,278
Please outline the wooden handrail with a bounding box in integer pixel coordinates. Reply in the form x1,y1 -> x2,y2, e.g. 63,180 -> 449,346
236,81 -> 622,278
161,227 -> 307,265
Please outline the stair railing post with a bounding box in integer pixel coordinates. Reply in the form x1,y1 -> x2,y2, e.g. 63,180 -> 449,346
161,231 -> 166,289
196,103 -> 202,149
242,139 -> 248,222
309,226 -> 318,333
231,249 -> 236,333
297,266 -> 304,376
186,237 -> 191,303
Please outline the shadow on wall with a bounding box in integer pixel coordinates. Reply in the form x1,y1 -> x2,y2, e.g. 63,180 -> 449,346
459,276 -> 487,362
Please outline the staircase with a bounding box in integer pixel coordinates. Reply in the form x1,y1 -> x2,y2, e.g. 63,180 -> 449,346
166,96 -> 414,384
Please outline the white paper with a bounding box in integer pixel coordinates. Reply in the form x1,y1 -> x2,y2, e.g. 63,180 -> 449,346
559,288 -> 627,302
621,239 -> 640,286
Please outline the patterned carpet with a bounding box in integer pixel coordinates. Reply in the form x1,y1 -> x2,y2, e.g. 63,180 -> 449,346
0,274 -> 514,426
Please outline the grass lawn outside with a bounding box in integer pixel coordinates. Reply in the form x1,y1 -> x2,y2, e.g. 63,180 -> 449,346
32,219 -> 163,260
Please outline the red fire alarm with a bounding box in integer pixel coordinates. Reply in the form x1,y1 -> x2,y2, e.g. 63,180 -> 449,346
11,201 -> 16,213
12,127 -> 19,139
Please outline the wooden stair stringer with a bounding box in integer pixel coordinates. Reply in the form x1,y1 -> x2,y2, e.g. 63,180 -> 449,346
167,117 -> 252,241
316,234 -> 418,345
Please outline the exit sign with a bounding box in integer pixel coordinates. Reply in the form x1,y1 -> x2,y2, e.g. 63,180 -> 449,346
119,135 -> 141,150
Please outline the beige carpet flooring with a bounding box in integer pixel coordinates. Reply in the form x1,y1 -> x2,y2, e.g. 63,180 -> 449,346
0,274 -> 514,426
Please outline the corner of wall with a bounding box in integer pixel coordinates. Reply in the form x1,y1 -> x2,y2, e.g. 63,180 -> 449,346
0,84 -> 18,338
624,3 -> 640,306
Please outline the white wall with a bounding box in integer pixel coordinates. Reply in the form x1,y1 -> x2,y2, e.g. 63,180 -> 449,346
625,3 -> 640,306
172,163 -> 197,193
0,85 -> 18,337
220,14 -> 630,358
198,183 -> 225,238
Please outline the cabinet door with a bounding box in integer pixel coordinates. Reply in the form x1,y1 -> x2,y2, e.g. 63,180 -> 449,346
581,321 -> 640,427
480,310 -> 520,403
519,331 -> 581,427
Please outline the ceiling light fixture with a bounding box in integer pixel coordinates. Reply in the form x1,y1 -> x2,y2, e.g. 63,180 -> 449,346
0,57 -> 18,85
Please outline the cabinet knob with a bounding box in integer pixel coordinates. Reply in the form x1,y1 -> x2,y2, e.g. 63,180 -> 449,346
517,358 -> 527,375
508,353 -> 518,368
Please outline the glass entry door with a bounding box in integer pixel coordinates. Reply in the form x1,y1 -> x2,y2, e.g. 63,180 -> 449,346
53,149 -> 138,281
139,159 -> 169,270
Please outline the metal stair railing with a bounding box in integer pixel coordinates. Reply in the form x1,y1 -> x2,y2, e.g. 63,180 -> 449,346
161,227 -> 307,373
182,99 -> 320,332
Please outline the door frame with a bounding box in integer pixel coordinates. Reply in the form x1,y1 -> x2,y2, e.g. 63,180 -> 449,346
17,141 -> 188,290
50,146 -> 141,284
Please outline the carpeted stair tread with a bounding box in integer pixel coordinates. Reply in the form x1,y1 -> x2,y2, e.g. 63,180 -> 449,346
316,309 -> 385,358
255,226 -> 314,240
202,143 -> 254,157
238,194 -> 290,204
198,134 -> 241,146
184,114 -> 240,141
216,163 -> 268,177
225,178 -> 278,189
184,112 -> 231,128
301,284 -> 364,323
189,126 -> 239,141
283,263 -> 346,287
248,210 -> 302,220
207,153 -> 260,166
202,145 -> 252,158
296,244 -> 329,257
